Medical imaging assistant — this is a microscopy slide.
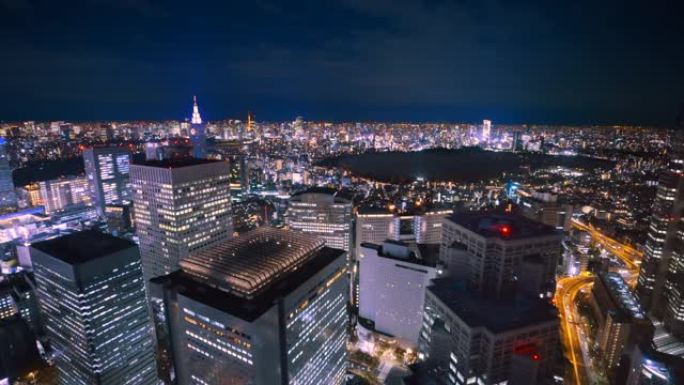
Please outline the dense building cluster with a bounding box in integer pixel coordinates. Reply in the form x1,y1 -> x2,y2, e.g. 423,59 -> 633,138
0,100 -> 682,385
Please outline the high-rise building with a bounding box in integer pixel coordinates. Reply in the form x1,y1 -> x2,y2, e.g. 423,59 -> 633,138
83,147 -> 132,216
38,176 -> 91,213
636,148 -> 684,338
0,137 -> 17,213
589,273 -> 653,372
0,271 -> 42,335
625,345 -> 684,385
482,119 -> 492,141
149,227 -> 348,385
417,212 -> 561,385
286,187 -> 352,251
130,158 -> 233,282
439,212 -> 561,299
419,277 -> 559,385
358,240 -> 439,348
30,230 -> 158,385
189,96 -> 207,159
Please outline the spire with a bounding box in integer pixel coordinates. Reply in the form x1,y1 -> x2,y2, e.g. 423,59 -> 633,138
191,95 -> 202,124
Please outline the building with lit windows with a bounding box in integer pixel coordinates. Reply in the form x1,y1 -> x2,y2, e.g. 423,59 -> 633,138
354,208 -> 451,307
38,176 -> 91,213
149,227 -> 348,385
358,240 -> 439,348
0,271 -> 42,335
636,148 -> 684,340
130,158 -> 233,282
439,212 -> 561,299
83,147 -> 131,216
0,137 -> 17,214
625,345 -> 684,385
416,212 -> 561,385
589,273 -> 653,372
286,187 -> 352,251
30,230 -> 158,385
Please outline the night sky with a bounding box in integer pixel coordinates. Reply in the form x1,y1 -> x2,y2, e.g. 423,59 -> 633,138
1,0 -> 683,124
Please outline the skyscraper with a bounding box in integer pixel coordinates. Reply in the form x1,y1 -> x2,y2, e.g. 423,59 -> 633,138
149,227 -> 349,385
286,187 -> 352,251
358,240 -> 439,348
30,230 -> 157,385
83,147 -> 131,216
439,212 -> 561,299
130,158 -> 233,282
417,212 -> 561,385
636,148 -> 684,338
482,119 -> 492,141
189,96 -> 207,159
0,137 -> 18,213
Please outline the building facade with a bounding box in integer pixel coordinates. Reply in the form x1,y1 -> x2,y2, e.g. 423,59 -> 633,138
130,158 -> 233,282
150,227 -> 349,385
358,240 -> 439,348
286,188 -> 352,252
636,149 -> 684,339
39,176 -> 91,213
83,147 -> 131,215
30,231 -> 157,385
0,137 -> 17,213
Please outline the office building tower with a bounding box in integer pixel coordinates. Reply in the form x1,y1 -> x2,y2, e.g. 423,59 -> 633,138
30,231 -> 157,385
0,271 -> 42,335
482,119 -> 492,141
189,96 -> 207,159
149,227 -> 348,385
625,345 -> 684,385
589,273 -> 653,372
83,147 -> 131,216
358,240 -> 439,348
286,187 -> 352,251
0,137 -> 17,213
130,158 -> 233,281
355,208 -> 451,251
39,176 -> 91,213
439,213 -> 561,299
419,277 -> 559,385
417,212 -> 561,385
636,149 -> 684,338
516,188 -> 574,231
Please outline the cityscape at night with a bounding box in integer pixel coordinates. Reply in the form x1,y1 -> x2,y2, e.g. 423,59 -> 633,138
1,1 -> 684,385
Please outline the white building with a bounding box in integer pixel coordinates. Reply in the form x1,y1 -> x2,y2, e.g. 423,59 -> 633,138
358,240 -> 439,348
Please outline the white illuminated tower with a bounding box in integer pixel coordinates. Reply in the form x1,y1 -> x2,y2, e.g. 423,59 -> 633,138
189,95 -> 207,158
482,119 -> 492,141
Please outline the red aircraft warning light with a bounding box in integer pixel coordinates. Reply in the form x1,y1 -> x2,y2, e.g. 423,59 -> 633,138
499,224 -> 512,237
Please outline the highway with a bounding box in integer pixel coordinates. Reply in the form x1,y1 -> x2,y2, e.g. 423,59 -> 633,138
571,219 -> 643,271
555,219 -> 643,384
555,275 -> 595,385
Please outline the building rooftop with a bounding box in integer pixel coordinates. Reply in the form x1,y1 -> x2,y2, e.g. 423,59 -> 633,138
600,272 -> 646,319
447,212 -> 558,240
152,243 -> 344,322
132,157 -> 221,169
179,227 -> 326,298
31,230 -> 136,264
428,277 -> 558,333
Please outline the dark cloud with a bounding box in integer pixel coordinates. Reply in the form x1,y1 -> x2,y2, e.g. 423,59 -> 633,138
0,0 -> 682,124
